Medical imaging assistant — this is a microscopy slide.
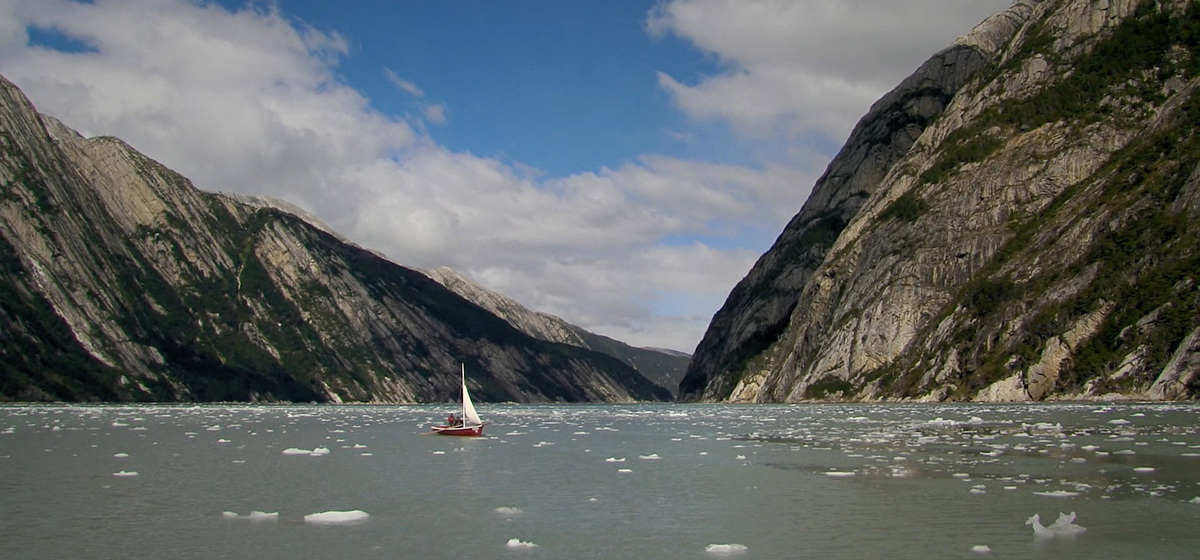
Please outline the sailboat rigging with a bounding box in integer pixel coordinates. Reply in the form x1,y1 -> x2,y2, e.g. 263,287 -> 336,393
431,364 -> 485,437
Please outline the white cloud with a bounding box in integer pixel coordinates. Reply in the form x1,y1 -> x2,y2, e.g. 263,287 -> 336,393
649,0 -> 1011,142
0,0 -> 1010,352
384,67 -> 425,97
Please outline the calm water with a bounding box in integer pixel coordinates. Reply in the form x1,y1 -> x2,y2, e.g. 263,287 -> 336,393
1,403 -> 1198,559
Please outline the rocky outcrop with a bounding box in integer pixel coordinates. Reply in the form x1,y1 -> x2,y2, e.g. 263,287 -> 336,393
682,0 -> 1200,402
0,74 -> 670,404
423,266 -> 689,395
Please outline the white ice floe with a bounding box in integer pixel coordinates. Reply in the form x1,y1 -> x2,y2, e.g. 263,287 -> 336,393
824,471 -> 855,478
605,457 -> 626,462
1033,490 -> 1080,498
971,545 -> 992,554
494,507 -> 524,516
1133,467 -> 1156,473
112,470 -> 138,477
639,454 -> 661,460
222,511 -> 278,520
113,452 -> 129,458
506,538 -> 538,549
617,468 -> 633,473
705,543 -> 748,554
303,510 -> 369,524
310,447 -> 330,456
281,448 -> 311,455
1026,512 -> 1086,538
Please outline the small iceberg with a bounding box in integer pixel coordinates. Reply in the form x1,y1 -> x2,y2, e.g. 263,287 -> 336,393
113,452 -> 130,458
112,470 -> 138,477
824,471 -> 855,478
639,454 -> 662,460
505,538 -> 538,549
303,510 -> 369,525
971,544 -> 992,554
222,511 -> 278,521
1026,512 -> 1086,538
705,543 -> 748,554
1033,490 -> 1080,498
282,448 -> 312,455
494,507 -> 524,516
605,457 -> 626,462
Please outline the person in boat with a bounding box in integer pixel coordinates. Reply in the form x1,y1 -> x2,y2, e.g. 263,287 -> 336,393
447,413 -> 459,427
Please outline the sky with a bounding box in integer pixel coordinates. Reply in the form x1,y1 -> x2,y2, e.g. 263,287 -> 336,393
0,0 -> 1011,353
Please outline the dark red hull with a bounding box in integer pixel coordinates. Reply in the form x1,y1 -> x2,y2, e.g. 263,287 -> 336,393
432,424 -> 484,437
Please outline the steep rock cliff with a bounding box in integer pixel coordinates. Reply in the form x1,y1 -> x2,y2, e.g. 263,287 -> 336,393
682,0 -> 1200,402
0,75 -> 670,404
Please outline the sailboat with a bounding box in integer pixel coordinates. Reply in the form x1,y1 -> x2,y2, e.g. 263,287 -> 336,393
431,364 -> 485,437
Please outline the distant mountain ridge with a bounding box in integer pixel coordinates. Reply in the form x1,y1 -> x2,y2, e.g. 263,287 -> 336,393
682,0 -> 1200,403
422,266 -> 689,396
0,74 -> 670,403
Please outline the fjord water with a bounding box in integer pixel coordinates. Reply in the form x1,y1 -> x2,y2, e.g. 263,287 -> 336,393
2,403 -> 1198,559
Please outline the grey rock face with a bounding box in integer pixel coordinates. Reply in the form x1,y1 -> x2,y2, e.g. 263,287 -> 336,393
0,75 -> 669,404
683,0 -> 1200,403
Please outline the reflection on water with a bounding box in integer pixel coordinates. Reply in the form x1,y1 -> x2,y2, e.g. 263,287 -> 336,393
1,402 -> 1197,559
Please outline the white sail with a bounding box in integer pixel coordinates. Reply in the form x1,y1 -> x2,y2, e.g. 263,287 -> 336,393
460,364 -> 483,427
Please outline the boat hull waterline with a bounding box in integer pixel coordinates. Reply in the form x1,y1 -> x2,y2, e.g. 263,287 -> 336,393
431,424 -> 484,437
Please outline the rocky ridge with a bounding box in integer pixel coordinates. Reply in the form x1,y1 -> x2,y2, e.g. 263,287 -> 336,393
681,0 -> 1200,403
423,266 -> 690,395
0,74 -> 670,404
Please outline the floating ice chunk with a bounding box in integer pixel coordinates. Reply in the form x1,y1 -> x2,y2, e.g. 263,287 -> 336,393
310,447 -> 330,456
432,450 -> 446,455
1190,497 -> 1200,504
617,468 -> 633,473
506,538 -> 538,549
303,510 -> 369,524
1026,512 -> 1086,538
112,471 -> 138,477
605,457 -> 625,462
971,545 -> 992,554
223,511 -> 278,521
639,454 -> 662,460
1033,490 -> 1080,498
1108,419 -> 1131,425
217,439 -> 231,443
113,452 -> 129,458
282,448 -> 311,455
1133,467 -> 1155,473
705,543 -> 748,554
494,507 -> 523,516
735,455 -> 746,460
824,471 -> 855,478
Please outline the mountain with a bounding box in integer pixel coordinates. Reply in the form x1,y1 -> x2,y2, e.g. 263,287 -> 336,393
423,266 -> 690,395
681,0 -> 1200,403
0,74 -> 670,404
